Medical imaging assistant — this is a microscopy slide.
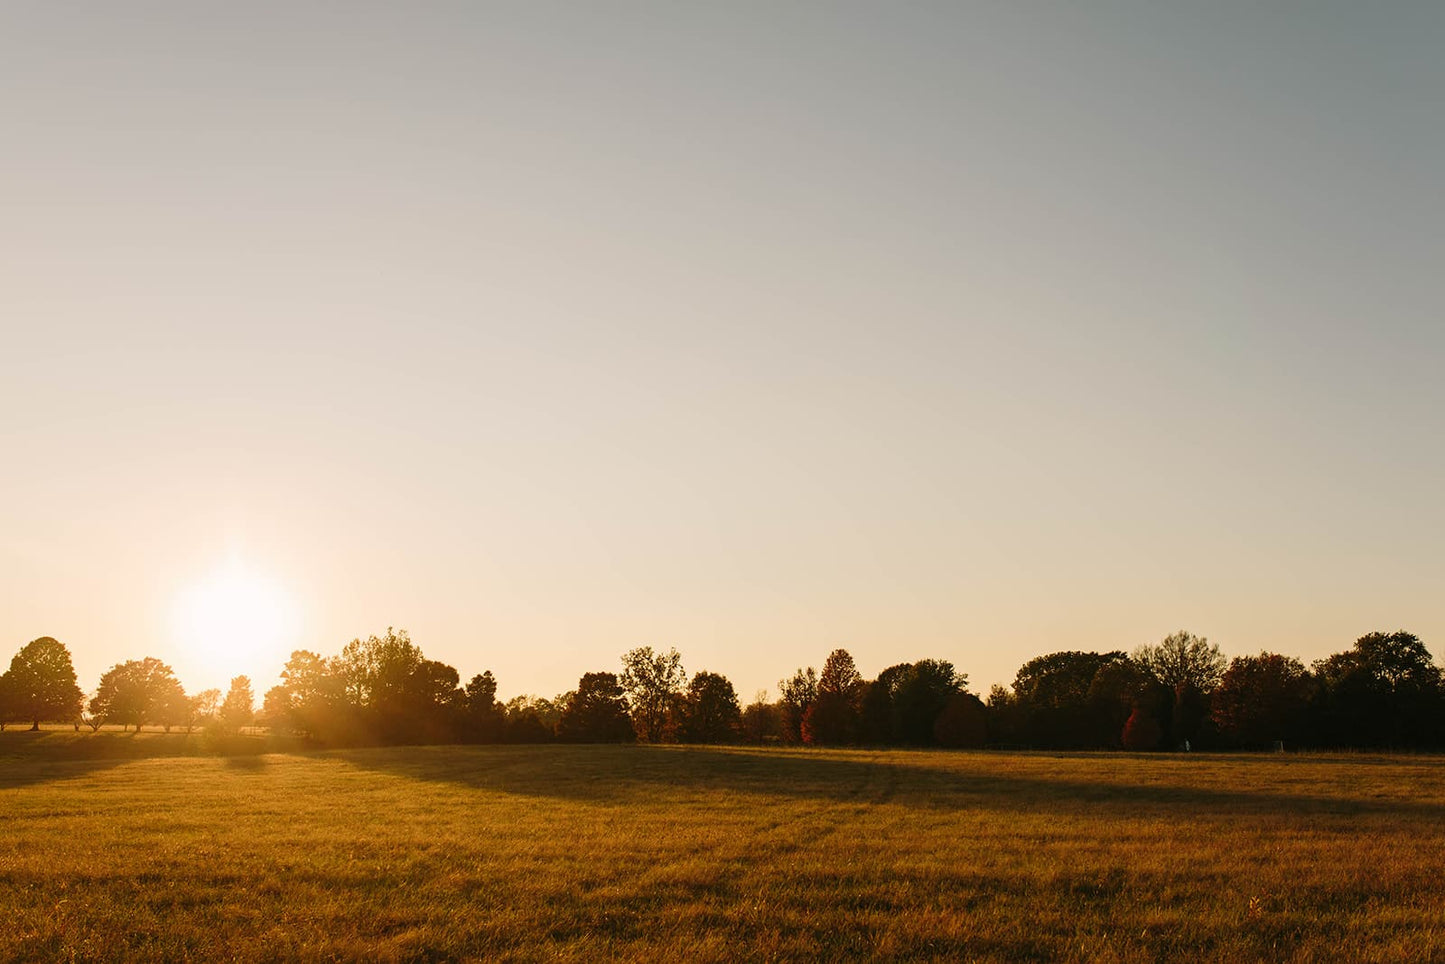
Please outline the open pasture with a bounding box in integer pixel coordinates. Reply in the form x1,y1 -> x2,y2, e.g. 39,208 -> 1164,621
2,736 -> 1444,961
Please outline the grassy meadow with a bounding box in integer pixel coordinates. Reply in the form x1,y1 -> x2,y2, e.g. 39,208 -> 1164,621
3,733 -> 1444,962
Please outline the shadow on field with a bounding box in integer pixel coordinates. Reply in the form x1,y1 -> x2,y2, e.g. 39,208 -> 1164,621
334,744 -> 1445,823
0,730 -> 277,789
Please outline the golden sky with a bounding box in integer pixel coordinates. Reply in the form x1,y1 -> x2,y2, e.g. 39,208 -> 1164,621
3,3 -> 1442,700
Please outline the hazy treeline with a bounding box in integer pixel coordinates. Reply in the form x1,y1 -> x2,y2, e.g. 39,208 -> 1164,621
2,629 -> 1443,751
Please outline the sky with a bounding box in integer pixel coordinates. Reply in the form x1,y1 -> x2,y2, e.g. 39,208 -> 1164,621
2,2 -> 1443,703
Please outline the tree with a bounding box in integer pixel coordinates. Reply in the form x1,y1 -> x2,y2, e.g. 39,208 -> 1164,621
858,664 -> 913,744
557,672 -> 635,743
220,676 -> 255,732
462,671 -> 507,743
892,659 -> 965,745
0,672 -> 14,731
78,693 -> 104,733
1170,681 -> 1211,748
933,691 -> 988,748
2,637 -> 85,731
1312,631 -> 1443,748
740,691 -> 781,744
331,629 -> 464,743
1133,631 -> 1225,692
193,688 -> 222,724
680,671 -> 742,743
1210,653 -> 1314,748
620,647 -> 686,743
803,649 -> 864,745
777,667 -> 818,744
504,695 -> 564,743
1086,659 -> 1150,749
1009,651 -> 1130,748
1122,705 -> 1163,750
264,650 -> 348,741
89,658 -> 186,732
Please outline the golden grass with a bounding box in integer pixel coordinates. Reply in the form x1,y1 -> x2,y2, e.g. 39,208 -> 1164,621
2,735 -> 1444,961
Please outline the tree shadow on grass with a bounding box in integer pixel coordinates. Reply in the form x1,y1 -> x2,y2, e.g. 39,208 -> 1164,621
332,743 -> 1445,824
0,731 -> 278,789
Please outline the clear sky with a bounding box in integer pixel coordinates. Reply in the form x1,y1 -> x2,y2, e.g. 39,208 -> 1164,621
3,2 -> 1442,703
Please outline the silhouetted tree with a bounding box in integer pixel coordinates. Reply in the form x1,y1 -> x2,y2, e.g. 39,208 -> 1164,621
1085,660 -> 1149,749
89,658 -> 186,732
0,672 -> 14,731
557,672 -> 635,743
858,664 -> 912,744
220,676 -> 255,732
803,649 -> 863,745
934,691 -> 988,748
264,649 -> 348,741
504,695 -> 562,743
1211,653 -> 1314,748
983,683 -> 1025,746
2,637 -> 84,731
620,647 -> 686,743
1009,651 -> 1129,748
680,671 -> 742,743
1170,681 -> 1211,748
462,671 -> 507,743
1133,631 -> 1225,692
1312,631 -> 1443,748
1122,705 -> 1163,750
330,629 -> 463,743
777,667 -> 818,744
892,660 -> 965,746
740,691 -> 782,744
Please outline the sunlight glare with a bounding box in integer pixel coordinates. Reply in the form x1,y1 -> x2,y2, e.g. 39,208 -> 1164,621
171,561 -> 300,684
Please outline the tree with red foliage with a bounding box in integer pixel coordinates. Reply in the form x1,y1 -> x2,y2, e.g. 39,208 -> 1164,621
802,649 -> 863,745
1122,705 -> 1163,751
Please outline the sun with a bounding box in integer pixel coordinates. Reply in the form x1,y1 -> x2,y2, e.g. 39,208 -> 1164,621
171,561 -> 300,685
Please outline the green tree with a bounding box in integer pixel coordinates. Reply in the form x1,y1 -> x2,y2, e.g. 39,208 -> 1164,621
2,637 -> 85,731
220,676 -> 255,732
620,646 -> 686,743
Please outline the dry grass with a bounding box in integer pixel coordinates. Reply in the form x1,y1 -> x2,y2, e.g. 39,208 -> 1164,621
2,733 -> 1444,961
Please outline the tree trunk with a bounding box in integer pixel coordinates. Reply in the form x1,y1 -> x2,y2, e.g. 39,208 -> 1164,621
30,721 -> 40,731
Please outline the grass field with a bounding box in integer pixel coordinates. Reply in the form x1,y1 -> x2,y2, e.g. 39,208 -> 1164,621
3,733 -> 1444,962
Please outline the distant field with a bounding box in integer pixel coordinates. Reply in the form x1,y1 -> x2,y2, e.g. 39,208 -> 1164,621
2,735 -> 1444,962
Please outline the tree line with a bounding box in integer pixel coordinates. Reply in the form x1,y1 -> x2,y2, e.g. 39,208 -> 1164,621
2,629 -> 1443,751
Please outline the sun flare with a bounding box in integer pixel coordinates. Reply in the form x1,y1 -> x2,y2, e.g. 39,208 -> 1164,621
171,561 -> 300,684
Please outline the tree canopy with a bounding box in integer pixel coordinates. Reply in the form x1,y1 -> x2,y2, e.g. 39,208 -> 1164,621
1,637 -> 84,731
620,647 -> 685,743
